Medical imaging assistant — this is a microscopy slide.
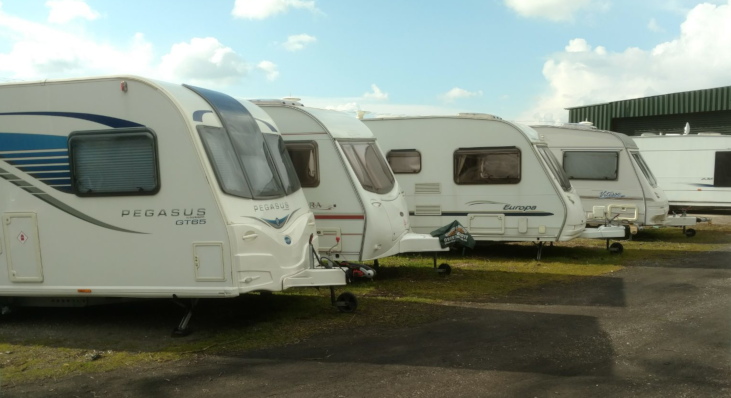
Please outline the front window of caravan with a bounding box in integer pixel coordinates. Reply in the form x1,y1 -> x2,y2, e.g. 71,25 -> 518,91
69,129 -> 159,196
198,125 -> 290,199
630,152 -> 658,188
454,147 -> 521,184
537,146 -> 572,192
284,141 -> 319,187
563,151 -> 619,180
340,141 -> 395,194
264,133 -> 301,194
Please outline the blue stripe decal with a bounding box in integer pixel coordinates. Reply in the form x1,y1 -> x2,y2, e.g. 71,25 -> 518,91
0,150 -> 69,159
0,133 -> 71,194
27,172 -> 71,179
0,132 -> 67,151
0,112 -> 143,128
19,165 -> 70,172
8,158 -> 69,165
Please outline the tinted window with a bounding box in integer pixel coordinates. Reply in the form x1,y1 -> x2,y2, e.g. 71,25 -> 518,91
284,140 -> 319,187
537,146 -> 572,191
341,142 -> 395,194
631,152 -> 658,187
563,151 -> 618,180
714,151 -> 731,187
69,129 -> 159,196
454,147 -> 520,184
264,133 -> 301,194
387,149 -> 421,173
198,125 -> 252,197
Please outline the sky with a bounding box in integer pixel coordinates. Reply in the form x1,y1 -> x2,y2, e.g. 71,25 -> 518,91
0,0 -> 730,123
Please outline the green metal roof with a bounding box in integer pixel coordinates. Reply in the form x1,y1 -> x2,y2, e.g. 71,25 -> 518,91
567,86 -> 731,130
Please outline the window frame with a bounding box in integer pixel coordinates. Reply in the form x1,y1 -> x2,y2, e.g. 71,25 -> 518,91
562,150 -> 620,181
68,128 -> 160,197
387,149 -> 422,174
340,140 -> 395,194
284,140 -> 320,188
453,146 -> 521,185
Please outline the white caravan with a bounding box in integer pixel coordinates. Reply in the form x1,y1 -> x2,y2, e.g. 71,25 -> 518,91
534,124 -> 698,236
633,132 -> 731,210
251,100 -> 447,273
0,76 -> 355,334
362,114 -> 626,259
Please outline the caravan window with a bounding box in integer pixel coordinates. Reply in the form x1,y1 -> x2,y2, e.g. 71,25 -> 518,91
454,147 -> 521,185
263,133 -> 301,194
537,146 -> 572,192
563,151 -> 618,180
198,125 -> 253,197
630,152 -> 658,187
198,126 -> 295,199
284,141 -> 319,187
387,150 -> 421,173
69,129 -> 159,196
714,151 -> 731,187
340,141 -> 395,194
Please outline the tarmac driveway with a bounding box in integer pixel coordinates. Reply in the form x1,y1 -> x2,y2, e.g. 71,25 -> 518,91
5,248 -> 731,398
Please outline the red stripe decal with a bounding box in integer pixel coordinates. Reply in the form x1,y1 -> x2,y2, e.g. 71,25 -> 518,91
315,214 -> 365,220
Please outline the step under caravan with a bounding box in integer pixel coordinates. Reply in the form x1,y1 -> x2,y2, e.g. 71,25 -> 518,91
251,100 -> 449,274
362,113 -> 627,259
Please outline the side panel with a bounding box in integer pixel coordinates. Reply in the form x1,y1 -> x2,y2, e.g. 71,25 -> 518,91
367,118 -> 571,242
634,136 -> 731,208
3,213 -> 43,282
0,78 -> 233,297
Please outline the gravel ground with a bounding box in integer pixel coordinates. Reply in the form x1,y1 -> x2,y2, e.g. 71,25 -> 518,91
3,243 -> 730,398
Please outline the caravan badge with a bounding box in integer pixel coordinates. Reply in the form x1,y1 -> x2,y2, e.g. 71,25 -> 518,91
254,201 -> 290,212
502,204 -> 538,211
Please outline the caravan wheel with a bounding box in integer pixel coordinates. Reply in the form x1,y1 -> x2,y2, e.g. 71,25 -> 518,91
336,292 -> 358,313
684,228 -> 696,238
608,242 -> 624,254
437,263 -> 452,276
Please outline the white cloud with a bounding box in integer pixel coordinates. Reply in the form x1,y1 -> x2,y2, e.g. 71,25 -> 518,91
520,0 -> 731,123
504,0 -> 592,22
363,84 -> 388,100
257,60 -> 279,81
283,34 -> 316,51
159,37 -> 249,87
440,87 -> 483,103
0,6 -> 152,79
648,17 -> 664,33
232,0 -> 319,20
46,0 -> 99,24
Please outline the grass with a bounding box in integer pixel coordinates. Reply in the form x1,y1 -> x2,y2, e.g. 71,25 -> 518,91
1,221 -> 730,386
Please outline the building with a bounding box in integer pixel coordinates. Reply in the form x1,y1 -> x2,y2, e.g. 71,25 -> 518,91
567,86 -> 731,136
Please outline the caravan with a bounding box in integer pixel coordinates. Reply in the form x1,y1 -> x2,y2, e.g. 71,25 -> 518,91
0,76 -> 354,334
362,114 -> 625,259
251,100 -> 447,273
633,132 -> 731,210
534,124 -> 698,236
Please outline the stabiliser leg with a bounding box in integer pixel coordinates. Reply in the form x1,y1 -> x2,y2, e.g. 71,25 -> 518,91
171,295 -> 199,337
